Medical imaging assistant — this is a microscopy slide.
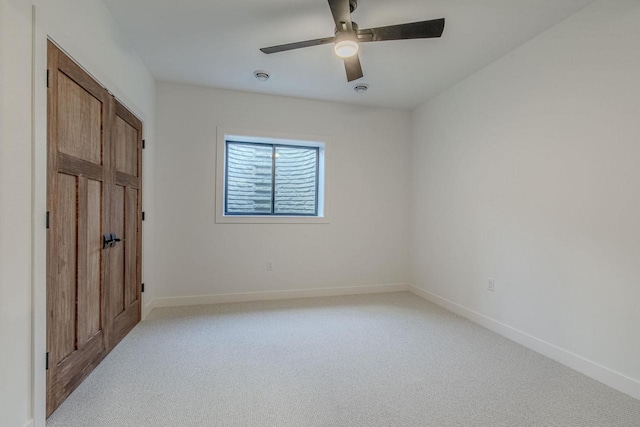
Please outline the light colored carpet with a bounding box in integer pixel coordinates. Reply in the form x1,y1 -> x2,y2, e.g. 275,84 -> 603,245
47,292 -> 640,426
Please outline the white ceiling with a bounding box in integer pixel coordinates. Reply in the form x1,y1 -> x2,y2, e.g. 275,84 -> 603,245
102,0 -> 594,110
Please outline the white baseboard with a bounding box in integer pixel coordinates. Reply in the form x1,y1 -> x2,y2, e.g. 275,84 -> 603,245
142,292 -> 156,320
23,419 -> 34,427
147,283 -> 410,312
142,299 -> 154,320
408,284 -> 640,401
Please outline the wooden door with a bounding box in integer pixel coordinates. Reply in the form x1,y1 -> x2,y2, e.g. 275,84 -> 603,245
46,41 -> 143,416
106,100 -> 143,350
46,42 -> 111,416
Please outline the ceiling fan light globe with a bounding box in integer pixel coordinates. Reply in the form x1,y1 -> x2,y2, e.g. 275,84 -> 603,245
334,40 -> 359,58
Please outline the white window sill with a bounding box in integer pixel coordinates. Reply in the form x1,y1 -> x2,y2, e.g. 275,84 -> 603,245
215,215 -> 330,224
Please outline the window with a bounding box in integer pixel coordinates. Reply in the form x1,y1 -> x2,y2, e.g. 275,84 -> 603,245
225,141 -> 319,216
216,130 -> 326,223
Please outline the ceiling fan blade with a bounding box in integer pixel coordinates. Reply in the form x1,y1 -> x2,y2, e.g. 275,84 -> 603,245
260,37 -> 335,54
358,18 -> 445,42
328,0 -> 353,32
344,54 -> 363,82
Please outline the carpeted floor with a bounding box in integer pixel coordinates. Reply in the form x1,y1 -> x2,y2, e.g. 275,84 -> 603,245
47,292 -> 640,426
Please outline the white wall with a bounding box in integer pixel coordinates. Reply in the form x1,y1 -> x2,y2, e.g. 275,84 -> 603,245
0,1 -> 34,426
0,0 -> 157,425
410,0 -> 640,398
155,83 -> 411,299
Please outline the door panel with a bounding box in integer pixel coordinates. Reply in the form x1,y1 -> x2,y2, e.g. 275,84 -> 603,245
57,72 -> 103,164
51,173 -> 78,363
85,179 -> 103,338
107,100 -> 142,350
47,41 -> 143,416
125,187 -> 139,307
47,41 -> 110,416
115,116 -> 138,176
110,184 -> 125,318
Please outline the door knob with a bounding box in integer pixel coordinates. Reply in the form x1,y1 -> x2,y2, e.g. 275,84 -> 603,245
103,233 -> 123,249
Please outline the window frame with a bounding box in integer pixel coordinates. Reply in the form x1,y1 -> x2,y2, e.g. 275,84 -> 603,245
215,127 -> 330,224
224,140 -> 320,217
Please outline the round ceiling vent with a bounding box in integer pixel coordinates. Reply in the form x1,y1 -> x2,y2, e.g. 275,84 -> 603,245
254,70 -> 270,81
354,84 -> 369,93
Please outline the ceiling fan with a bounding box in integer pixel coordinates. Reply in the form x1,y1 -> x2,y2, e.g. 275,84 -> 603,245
260,0 -> 445,82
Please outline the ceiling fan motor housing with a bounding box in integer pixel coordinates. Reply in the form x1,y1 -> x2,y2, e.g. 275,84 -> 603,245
335,21 -> 358,36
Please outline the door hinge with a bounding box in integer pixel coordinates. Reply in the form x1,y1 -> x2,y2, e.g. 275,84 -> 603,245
141,211 -> 145,221
46,211 -> 50,229
46,69 -> 50,88
142,139 -> 146,149
141,283 -> 145,293
46,352 -> 49,370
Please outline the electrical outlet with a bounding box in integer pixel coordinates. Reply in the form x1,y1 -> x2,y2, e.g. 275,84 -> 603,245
487,278 -> 495,292
267,260 -> 274,271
